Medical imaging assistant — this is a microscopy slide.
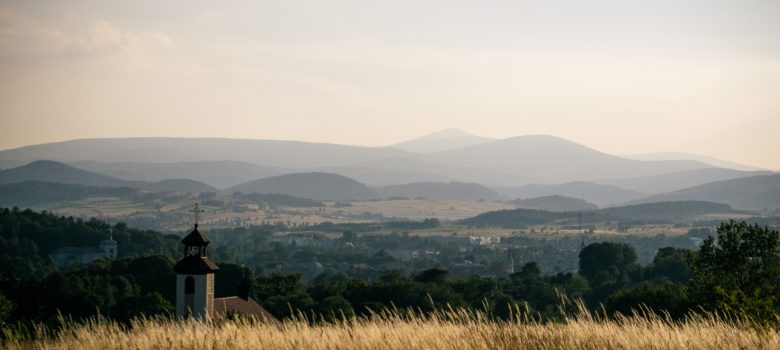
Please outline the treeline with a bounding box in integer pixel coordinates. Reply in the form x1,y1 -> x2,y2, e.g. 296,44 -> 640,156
1,256 -> 174,324
0,208 -> 180,278
0,182 -> 137,207
229,220 -> 779,324
459,201 -> 741,228
0,210 -> 776,327
304,218 -> 440,233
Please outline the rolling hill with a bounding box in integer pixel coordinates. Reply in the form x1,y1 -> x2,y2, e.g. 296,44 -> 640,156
226,172 -> 379,201
0,160 -> 220,194
597,168 -> 772,194
497,181 -> 646,207
0,181 -> 137,207
70,160 -> 284,189
375,182 -> 501,201
624,152 -> 765,171
631,174 -> 780,210
511,195 -> 598,212
0,160 -> 139,187
597,201 -> 738,222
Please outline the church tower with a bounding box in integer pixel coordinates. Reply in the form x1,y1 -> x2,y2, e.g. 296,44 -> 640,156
173,204 -> 219,319
504,249 -> 515,275
99,227 -> 118,260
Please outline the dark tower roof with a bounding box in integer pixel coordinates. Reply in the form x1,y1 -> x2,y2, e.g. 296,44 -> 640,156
173,256 -> 219,274
182,225 -> 210,246
174,223 -> 218,274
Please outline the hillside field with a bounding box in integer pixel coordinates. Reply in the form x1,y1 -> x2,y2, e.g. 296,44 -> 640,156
40,196 -> 515,231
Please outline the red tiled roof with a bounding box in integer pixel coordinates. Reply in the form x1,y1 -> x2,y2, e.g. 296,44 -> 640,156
213,297 -> 279,323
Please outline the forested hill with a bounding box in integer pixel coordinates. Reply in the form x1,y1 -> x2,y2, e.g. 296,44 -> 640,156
0,160 -> 138,187
0,181 -> 138,207
0,208 -> 180,276
226,172 -> 379,201
459,209 -> 576,228
0,160 -> 217,194
597,201 -> 736,222
497,181 -> 646,207
631,174 -> 780,211
459,201 -> 744,228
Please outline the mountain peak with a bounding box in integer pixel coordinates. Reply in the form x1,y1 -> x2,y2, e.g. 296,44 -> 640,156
418,128 -> 480,139
392,129 -> 495,153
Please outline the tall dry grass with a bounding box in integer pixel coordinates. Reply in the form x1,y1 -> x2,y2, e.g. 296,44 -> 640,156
2,302 -> 778,350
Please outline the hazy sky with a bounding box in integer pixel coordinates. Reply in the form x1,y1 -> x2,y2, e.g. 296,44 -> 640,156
1,1 -> 778,168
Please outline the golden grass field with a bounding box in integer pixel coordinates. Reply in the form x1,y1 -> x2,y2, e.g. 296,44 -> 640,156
4,305 -> 778,350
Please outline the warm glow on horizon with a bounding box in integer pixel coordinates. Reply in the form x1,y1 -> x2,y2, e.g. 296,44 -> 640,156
1,1 -> 778,169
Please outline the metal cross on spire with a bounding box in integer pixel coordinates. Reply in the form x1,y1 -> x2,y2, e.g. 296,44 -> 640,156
189,203 -> 204,227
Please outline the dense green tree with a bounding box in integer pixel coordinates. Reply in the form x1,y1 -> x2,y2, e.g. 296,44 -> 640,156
0,290 -> 13,325
604,282 -> 689,318
579,242 -> 639,284
312,295 -> 354,321
644,247 -> 692,283
214,263 -> 253,297
253,273 -> 314,318
688,220 -> 780,321
414,268 -> 449,284
579,242 -> 640,305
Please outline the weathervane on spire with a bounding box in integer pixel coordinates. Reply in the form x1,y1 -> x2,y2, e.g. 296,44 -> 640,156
189,203 -> 204,227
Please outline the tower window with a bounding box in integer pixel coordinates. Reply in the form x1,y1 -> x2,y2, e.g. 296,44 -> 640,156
184,276 -> 195,294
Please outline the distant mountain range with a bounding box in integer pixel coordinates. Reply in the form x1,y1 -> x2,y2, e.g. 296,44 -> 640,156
0,137 -> 411,169
427,135 -> 710,184
0,133 -> 724,187
0,158 -> 777,210
0,131 -> 775,210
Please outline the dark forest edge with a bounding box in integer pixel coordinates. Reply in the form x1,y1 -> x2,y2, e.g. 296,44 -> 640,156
0,208 -> 777,329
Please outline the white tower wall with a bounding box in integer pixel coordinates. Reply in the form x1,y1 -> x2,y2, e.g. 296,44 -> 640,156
176,273 -> 215,319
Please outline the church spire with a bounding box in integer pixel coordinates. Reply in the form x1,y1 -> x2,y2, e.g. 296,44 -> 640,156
189,202 -> 204,228
174,203 -> 218,320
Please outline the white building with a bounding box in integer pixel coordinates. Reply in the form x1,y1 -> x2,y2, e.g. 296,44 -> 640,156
49,234 -> 118,267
